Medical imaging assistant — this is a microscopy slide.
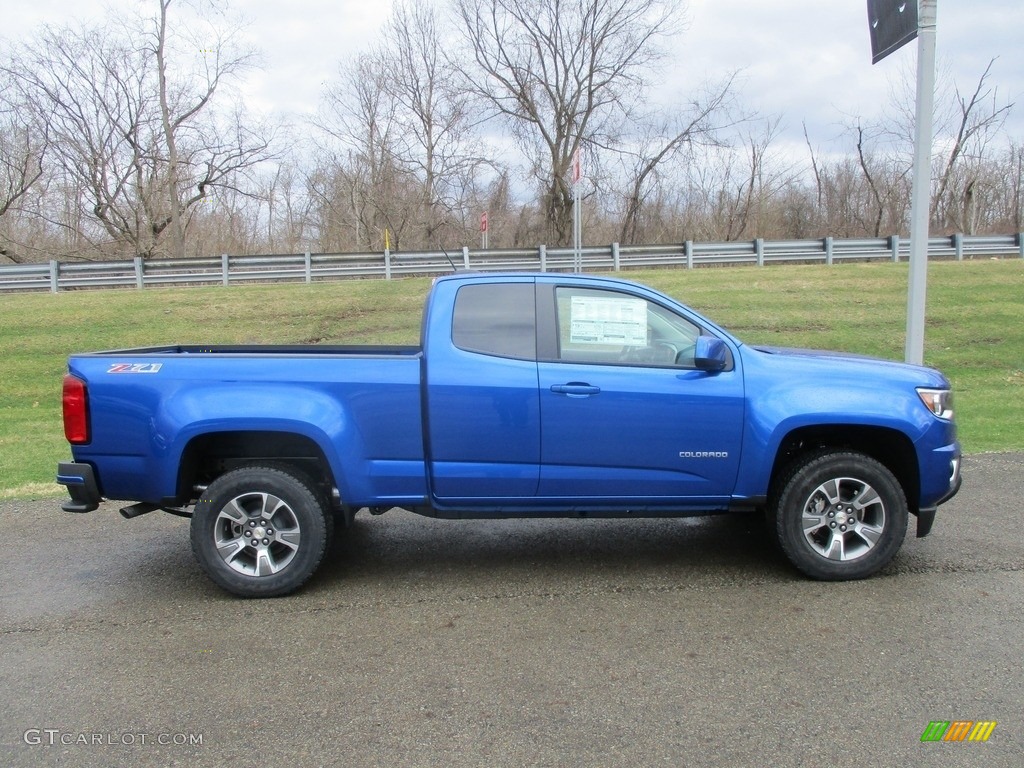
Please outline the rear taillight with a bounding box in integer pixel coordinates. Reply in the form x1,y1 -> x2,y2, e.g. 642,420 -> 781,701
62,374 -> 90,444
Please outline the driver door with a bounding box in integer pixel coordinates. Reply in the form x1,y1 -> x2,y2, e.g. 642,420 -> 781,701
536,283 -> 744,503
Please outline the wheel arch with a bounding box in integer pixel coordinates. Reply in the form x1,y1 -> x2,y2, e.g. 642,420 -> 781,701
769,425 -> 920,513
177,430 -> 341,508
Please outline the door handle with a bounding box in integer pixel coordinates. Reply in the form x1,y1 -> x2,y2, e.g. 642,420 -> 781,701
550,383 -> 601,396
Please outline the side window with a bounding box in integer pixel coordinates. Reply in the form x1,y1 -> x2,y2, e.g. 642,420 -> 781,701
554,286 -> 700,367
452,283 -> 536,360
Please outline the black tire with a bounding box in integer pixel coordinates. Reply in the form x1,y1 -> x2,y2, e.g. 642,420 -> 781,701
190,465 -> 333,598
770,451 -> 908,580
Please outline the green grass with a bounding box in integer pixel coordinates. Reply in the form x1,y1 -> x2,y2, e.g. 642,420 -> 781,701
1,260 -> 1021,499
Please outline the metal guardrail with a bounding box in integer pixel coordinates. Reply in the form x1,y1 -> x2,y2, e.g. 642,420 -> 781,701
1,233 -> 1021,293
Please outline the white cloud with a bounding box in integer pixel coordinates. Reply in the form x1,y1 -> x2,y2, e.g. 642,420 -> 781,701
681,0 -> 1024,142
4,0 -> 1022,144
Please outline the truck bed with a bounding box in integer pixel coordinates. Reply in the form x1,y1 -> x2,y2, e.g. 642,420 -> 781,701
65,346 -> 427,507
75,344 -> 423,357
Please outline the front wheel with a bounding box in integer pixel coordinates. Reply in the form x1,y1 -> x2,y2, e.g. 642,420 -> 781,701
771,451 -> 908,580
190,465 -> 332,597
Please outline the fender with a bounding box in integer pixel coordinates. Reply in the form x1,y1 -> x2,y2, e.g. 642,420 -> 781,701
154,384 -> 349,501
157,382 -> 428,507
733,348 -> 950,501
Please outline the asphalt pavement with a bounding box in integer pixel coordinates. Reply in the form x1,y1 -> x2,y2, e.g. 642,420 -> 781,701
1,453 -> 1021,767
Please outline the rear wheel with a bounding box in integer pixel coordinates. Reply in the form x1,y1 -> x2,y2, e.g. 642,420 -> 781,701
771,451 -> 908,580
190,465 -> 332,597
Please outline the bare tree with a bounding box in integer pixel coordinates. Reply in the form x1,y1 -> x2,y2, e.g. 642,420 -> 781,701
616,75 -> 739,243
4,27 -> 153,258
147,0 -> 266,258
258,163 -> 314,253
382,0 -> 489,247
0,74 -> 47,262
724,119 -> 792,240
869,57 -> 1013,235
453,0 -> 681,245
4,3 -> 275,260
311,0 -> 495,252
931,60 -> 1013,233
311,54 -> 409,250
855,122 -> 893,237
991,140 -> 1024,232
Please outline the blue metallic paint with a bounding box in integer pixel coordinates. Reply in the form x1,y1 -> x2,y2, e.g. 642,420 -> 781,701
63,272 -> 960,518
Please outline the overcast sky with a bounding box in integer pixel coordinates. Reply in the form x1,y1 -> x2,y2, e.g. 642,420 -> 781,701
6,0 -> 1024,155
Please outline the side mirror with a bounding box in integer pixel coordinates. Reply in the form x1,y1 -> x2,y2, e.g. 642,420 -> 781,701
694,336 -> 728,372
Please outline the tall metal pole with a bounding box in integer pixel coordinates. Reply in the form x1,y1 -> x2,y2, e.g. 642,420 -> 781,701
905,0 -> 937,365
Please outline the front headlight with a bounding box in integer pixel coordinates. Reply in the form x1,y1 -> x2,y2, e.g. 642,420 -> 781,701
917,388 -> 954,420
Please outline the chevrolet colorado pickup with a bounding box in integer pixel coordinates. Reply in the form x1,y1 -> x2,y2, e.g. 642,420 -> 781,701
57,272 -> 961,596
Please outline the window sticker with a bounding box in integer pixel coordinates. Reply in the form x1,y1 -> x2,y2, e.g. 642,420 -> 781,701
569,295 -> 648,346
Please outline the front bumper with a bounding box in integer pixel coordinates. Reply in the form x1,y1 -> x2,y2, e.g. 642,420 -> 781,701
915,452 -> 963,537
56,462 -> 101,513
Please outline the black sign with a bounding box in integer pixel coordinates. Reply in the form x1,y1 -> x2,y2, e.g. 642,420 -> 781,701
867,0 -> 919,64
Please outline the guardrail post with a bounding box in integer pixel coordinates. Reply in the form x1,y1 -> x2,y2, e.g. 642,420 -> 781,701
221,253 -> 229,285
953,233 -> 964,261
1018,232 -> 1024,259
539,244 -> 547,272
304,250 -> 312,283
384,248 -> 392,280
49,259 -> 59,293
755,238 -> 764,267
134,256 -> 144,288
612,242 -> 620,271
889,235 -> 900,262
462,246 -> 470,270
685,240 -> 693,269
824,236 -> 833,266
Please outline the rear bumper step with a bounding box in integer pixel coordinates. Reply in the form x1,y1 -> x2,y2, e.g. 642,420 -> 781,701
56,462 -> 101,513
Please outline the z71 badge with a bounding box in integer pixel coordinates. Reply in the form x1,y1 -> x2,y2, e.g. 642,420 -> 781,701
107,363 -> 163,374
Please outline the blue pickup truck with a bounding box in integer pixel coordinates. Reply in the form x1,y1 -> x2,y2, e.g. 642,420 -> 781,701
58,272 -> 961,596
